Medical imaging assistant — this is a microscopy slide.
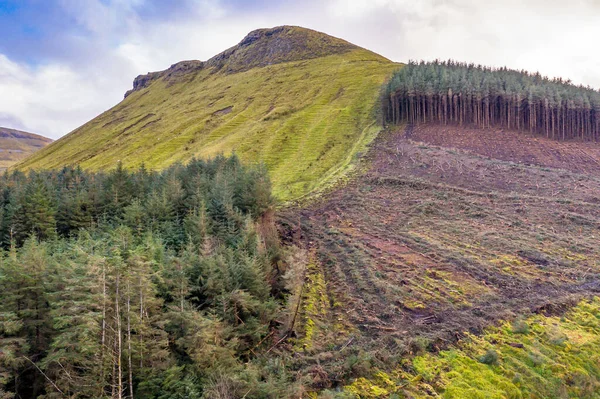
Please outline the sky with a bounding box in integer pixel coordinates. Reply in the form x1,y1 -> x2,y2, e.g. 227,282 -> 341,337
1,0 -> 599,139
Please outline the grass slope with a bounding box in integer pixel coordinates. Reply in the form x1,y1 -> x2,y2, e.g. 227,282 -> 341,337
0,127 -> 52,169
17,28 -> 397,201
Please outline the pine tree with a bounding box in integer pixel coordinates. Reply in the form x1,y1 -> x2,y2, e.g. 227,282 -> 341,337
102,161 -> 135,219
0,239 -> 55,397
57,190 -> 93,237
41,237 -> 108,397
13,176 -> 57,244
385,60 -> 600,141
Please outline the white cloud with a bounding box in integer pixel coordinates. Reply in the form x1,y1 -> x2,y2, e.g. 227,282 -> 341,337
324,0 -> 600,88
0,55 -> 107,138
1,0 -> 600,139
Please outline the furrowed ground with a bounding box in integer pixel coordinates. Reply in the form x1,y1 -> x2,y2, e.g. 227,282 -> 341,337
408,124 -> 600,176
279,124 -> 600,397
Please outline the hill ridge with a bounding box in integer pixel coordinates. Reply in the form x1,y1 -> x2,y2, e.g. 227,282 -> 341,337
0,127 -> 52,169
0,126 -> 53,143
125,25 -> 370,98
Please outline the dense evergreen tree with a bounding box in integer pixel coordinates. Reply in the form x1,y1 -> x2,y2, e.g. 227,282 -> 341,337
12,177 -> 57,244
385,60 -> 600,141
0,155 -> 295,398
0,240 -> 55,397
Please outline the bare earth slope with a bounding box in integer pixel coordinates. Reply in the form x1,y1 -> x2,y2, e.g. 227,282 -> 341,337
279,124 -> 600,395
409,124 -> 600,175
0,127 -> 52,169
17,26 -> 398,201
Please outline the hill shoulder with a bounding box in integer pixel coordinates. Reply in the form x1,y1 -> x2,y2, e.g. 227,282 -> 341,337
0,127 -> 53,144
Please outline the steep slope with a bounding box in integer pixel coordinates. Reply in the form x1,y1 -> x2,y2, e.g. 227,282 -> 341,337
0,127 -> 52,169
17,26 -> 398,200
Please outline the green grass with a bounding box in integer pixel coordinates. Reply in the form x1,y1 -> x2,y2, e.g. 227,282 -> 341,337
342,298 -> 600,398
17,49 -> 398,201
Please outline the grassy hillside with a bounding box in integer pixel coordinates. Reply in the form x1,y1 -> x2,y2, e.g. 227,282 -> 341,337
0,127 -> 52,169
17,27 -> 398,201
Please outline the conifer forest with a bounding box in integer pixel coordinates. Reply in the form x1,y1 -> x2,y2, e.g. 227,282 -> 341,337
385,61 -> 600,141
0,156 -> 298,398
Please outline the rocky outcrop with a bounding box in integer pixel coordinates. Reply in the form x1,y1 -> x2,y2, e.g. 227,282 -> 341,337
124,26 -> 361,97
205,26 -> 357,73
124,60 -> 204,98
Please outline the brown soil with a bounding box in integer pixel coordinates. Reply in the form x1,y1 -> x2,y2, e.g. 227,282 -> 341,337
279,124 -> 600,387
409,124 -> 600,175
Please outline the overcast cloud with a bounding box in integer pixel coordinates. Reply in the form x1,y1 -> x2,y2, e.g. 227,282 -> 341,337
1,0 -> 599,139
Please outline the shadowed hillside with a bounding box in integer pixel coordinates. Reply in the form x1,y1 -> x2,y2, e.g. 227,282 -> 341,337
0,127 -> 52,169
17,26 -> 398,201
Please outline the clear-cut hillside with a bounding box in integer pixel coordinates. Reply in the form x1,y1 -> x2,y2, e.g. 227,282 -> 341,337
279,123 -> 600,396
17,26 -> 398,200
0,127 -> 52,169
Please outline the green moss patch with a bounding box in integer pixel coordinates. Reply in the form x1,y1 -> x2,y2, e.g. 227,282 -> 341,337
342,298 -> 600,398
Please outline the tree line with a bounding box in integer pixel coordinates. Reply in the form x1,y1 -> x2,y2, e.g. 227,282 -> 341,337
0,156 -> 300,398
384,60 -> 600,141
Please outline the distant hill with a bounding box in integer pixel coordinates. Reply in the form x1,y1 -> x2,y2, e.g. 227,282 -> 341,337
0,127 -> 52,169
17,26 -> 399,200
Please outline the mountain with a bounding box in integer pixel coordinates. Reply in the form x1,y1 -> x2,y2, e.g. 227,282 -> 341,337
6,23 -> 600,398
0,127 -> 52,169
16,26 -> 398,200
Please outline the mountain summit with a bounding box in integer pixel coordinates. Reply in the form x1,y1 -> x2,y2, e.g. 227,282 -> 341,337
125,26 -> 361,97
17,26 -> 397,200
205,25 -> 358,72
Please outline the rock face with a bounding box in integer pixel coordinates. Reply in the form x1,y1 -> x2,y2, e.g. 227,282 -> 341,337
205,25 -> 357,73
125,60 -> 204,98
124,26 -> 358,97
